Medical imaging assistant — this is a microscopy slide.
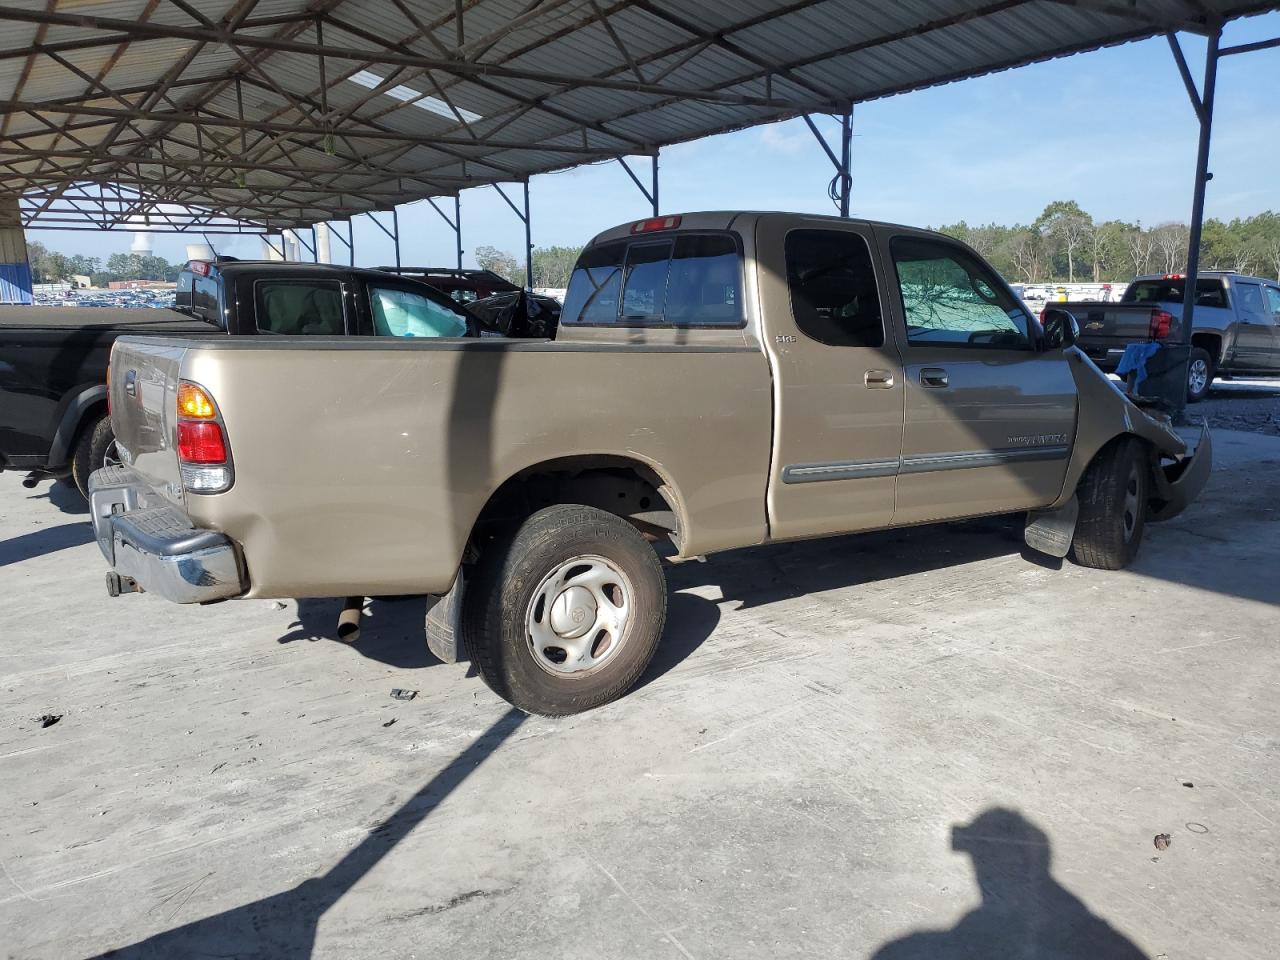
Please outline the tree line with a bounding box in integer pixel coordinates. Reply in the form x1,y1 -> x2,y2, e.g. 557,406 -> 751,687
25,241 -> 184,285
938,201 -> 1280,284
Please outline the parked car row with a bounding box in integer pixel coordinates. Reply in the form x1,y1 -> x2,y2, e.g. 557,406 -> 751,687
84,212 -> 1211,717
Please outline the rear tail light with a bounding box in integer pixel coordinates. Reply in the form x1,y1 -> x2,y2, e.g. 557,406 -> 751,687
1149,309 -> 1174,340
176,379 -> 232,493
177,421 -> 227,463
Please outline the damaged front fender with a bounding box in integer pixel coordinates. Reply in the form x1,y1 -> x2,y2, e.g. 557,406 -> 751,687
1148,422 -> 1213,523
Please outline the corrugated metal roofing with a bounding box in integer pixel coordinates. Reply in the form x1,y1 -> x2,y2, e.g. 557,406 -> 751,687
0,0 -> 1275,231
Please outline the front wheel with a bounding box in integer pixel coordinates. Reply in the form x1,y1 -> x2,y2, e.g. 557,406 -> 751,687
1070,437 -> 1149,570
1186,348 -> 1214,403
461,504 -> 667,716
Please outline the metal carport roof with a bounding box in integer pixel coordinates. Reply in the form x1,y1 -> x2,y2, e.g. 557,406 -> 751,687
1,0 -> 1277,232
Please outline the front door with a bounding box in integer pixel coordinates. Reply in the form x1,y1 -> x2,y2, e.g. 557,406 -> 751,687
1231,280 -> 1280,370
758,217 -> 905,540
876,230 -> 1078,525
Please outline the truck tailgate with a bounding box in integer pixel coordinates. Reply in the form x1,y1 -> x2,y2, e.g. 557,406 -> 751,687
109,337 -> 187,506
1073,303 -> 1164,346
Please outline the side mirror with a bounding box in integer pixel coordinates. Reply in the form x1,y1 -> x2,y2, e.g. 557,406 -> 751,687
1041,308 -> 1079,350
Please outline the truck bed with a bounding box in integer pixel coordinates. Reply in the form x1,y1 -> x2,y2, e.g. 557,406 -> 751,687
0,305 -> 212,332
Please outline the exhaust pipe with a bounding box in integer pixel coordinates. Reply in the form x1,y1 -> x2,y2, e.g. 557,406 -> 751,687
105,572 -> 141,597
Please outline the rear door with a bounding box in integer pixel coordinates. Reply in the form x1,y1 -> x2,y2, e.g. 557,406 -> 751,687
758,217 -> 905,540
1263,286 -> 1280,370
876,230 -> 1077,525
1229,280 -> 1279,369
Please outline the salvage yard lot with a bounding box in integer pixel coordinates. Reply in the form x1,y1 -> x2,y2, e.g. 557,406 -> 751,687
3,422 -> 1279,958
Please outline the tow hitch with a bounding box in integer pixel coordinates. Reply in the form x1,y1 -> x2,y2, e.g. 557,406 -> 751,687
105,572 -> 141,597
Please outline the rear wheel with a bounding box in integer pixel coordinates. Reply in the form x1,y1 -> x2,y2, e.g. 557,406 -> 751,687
71,414 -> 117,500
461,504 -> 667,716
1070,437 -> 1148,570
1186,347 -> 1214,403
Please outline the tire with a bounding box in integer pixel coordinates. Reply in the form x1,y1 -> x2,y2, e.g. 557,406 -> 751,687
1186,347 -> 1214,403
71,414 -> 117,500
1070,437 -> 1149,570
461,504 -> 667,716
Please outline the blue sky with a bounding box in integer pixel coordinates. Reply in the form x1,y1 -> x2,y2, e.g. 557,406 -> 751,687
29,10 -> 1280,268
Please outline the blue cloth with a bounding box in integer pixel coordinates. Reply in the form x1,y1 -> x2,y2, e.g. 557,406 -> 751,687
1115,342 -> 1162,387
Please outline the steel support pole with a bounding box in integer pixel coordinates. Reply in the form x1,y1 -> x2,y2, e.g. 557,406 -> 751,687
523,180 -> 533,291
1149,25 -> 1221,420
652,151 -> 660,216
838,105 -> 853,218
392,206 -> 401,271
1178,28 -> 1220,348
455,195 -> 463,270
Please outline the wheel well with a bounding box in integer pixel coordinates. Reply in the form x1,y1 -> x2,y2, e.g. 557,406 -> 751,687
1191,332 -> 1221,367
469,456 -> 682,553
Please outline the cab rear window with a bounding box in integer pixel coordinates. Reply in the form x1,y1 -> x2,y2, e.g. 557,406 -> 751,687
561,233 -> 743,327
1122,279 -> 1227,308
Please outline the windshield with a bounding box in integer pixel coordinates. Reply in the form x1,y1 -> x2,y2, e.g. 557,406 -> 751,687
1122,278 -> 1228,307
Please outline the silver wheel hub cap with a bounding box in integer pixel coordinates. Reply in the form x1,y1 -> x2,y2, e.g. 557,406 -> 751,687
527,555 -> 632,676
1189,359 -> 1208,394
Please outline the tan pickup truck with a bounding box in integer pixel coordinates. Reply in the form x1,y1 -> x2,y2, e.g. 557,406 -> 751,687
90,212 -> 1211,715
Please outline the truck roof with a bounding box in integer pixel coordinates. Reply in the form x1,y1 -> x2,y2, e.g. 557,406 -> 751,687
188,260 -> 407,281
586,210 -> 942,246
1130,271 -> 1274,285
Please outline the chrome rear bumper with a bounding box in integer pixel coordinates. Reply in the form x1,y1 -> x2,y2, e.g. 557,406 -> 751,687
88,466 -> 246,603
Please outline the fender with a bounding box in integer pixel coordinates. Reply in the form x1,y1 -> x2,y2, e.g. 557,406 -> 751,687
46,384 -> 108,469
1049,348 -> 1187,509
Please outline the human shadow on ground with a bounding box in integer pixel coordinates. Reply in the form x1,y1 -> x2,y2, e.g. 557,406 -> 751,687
869,807 -> 1148,960
0,520 -> 94,568
94,709 -> 525,960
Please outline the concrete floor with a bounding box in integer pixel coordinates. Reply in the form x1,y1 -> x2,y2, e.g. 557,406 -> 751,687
2,430 -> 1278,960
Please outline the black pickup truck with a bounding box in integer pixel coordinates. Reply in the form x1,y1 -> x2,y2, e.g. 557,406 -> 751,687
1,259 -> 471,498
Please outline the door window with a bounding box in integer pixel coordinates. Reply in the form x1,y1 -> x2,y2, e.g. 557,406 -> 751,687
785,229 -> 883,347
1234,281 -> 1268,322
369,285 -> 468,337
1264,286 -> 1280,319
256,280 -> 346,335
890,237 -> 1032,349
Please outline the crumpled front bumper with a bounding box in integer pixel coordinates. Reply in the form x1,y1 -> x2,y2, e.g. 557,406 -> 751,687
1149,422 -> 1213,523
88,465 -> 246,603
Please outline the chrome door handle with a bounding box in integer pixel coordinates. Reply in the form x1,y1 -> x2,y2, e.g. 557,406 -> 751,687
864,369 -> 895,389
921,367 -> 949,388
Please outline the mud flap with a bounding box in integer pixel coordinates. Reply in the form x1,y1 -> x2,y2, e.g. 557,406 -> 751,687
1024,495 -> 1079,558
424,568 -> 465,663
1149,423 -> 1213,522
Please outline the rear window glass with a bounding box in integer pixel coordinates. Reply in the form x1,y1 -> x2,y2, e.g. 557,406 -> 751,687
562,233 -> 743,326
665,234 -> 742,324
256,280 -> 345,335
622,242 -> 673,320
561,242 -> 624,325
1122,279 -> 1227,308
